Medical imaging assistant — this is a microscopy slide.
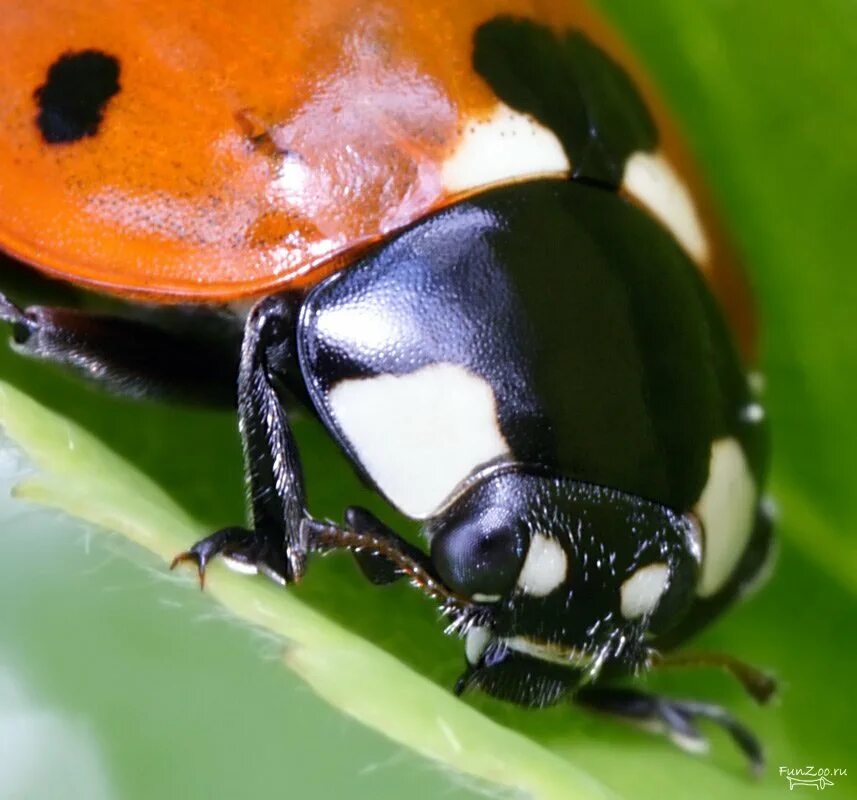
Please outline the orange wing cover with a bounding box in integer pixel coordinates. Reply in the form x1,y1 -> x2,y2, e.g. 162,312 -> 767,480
0,0 -> 752,358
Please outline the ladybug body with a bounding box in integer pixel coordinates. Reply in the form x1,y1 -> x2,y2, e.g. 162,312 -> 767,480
0,0 -> 774,769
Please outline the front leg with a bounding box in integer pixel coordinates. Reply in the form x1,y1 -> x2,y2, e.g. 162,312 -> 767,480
169,296 -> 483,626
172,295 -> 308,585
175,502 -> 481,632
307,508 -> 479,626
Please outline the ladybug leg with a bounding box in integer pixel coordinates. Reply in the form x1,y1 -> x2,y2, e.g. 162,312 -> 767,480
174,295 -> 308,586
0,290 -> 237,406
0,288 -> 306,585
574,686 -> 764,775
342,507 -> 407,585
650,650 -> 777,705
170,524 -> 294,588
304,509 -> 479,621
170,527 -> 255,589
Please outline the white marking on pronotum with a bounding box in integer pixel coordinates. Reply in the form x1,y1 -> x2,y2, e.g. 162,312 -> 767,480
327,362 -> 510,519
622,151 -> 710,265
465,626 -> 492,665
516,532 -> 568,597
620,562 -> 670,619
442,103 -> 570,194
695,437 -> 758,597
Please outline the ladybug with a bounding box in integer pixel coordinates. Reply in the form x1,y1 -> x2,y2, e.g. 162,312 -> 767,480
0,0 -> 775,770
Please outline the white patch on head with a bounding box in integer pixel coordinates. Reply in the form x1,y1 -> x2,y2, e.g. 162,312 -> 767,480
622,151 -> 710,265
620,562 -> 670,619
465,626 -> 492,665
327,363 -> 510,519
442,103 -> 570,194
516,532 -> 567,597
695,437 -> 758,597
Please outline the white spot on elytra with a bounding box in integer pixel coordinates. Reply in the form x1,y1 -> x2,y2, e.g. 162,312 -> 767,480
516,533 -> 567,597
327,363 -> 510,519
622,151 -> 710,265
695,437 -> 758,597
620,562 -> 670,619
465,626 -> 492,665
442,104 -> 570,194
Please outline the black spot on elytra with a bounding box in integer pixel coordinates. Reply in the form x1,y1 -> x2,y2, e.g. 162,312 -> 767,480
34,50 -> 121,144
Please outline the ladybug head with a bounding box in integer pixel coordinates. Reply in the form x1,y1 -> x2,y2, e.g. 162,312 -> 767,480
427,469 -> 701,705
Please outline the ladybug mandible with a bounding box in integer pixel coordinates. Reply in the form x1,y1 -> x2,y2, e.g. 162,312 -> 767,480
0,0 -> 775,770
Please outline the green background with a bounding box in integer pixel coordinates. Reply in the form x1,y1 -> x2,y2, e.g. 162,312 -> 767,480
0,1 -> 855,798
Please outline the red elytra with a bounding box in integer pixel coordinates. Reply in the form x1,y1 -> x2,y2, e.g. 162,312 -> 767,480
0,0 -> 755,358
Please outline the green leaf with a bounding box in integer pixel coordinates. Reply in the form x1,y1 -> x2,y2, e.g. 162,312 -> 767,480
1,1 -> 856,798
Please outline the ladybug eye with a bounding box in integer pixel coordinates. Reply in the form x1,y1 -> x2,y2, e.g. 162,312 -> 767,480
431,520 -> 527,600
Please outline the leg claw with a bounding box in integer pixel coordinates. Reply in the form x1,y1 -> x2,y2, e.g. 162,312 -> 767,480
169,526 -> 293,588
169,527 -> 254,590
169,550 -> 205,589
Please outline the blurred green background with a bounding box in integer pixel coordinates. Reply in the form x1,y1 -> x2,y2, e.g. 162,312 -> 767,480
1,1 -> 856,798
